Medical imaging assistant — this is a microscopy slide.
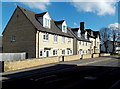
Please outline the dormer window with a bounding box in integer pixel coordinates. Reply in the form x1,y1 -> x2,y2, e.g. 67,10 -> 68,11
85,32 -> 87,39
62,21 -> 67,33
78,29 -> 81,37
43,12 -> 51,29
63,25 -> 67,33
44,18 -> 50,28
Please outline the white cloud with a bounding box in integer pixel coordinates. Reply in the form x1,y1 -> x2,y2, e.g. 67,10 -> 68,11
109,23 -> 120,31
73,22 -> 78,27
71,0 -> 117,15
17,0 -> 51,11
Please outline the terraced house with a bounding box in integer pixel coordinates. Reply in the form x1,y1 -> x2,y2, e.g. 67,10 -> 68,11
2,6 -> 73,58
2,6 -> 100,59
69,22 -> 100,57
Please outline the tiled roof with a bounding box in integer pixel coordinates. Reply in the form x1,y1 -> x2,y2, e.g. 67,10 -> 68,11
18,6 -> 74,38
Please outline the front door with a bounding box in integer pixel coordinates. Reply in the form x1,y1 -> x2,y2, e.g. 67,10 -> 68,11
46,50 -> 49,57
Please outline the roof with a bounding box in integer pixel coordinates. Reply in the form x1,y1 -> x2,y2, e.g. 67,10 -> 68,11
71,28 -> 79,31
93,31 -> 100,38
0,36 -> 2,47
16,6 -> 73,38
54,20 -> 65,24
68,27 -> 91,42
35,12 -> 47,17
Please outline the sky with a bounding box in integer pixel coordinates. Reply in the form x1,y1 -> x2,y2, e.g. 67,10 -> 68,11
0,0 -> 119,36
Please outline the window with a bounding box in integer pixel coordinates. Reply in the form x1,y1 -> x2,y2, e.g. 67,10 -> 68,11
44,18 -> 50,28
83,42 -> 84,46
54,35 -> 58,43
62,50 -> 65,55
43,33 -> 49,40
85,32 -> 87,39
62,37 -> 65,43
68,38 -> 71,43
11,35 -> 15,41
62,25 -> 67,33
40,50 -> 43,56
67,50 -> 71,55
67,50 -> 70,55
79,41 -> 81,45
53,50 -> 57,55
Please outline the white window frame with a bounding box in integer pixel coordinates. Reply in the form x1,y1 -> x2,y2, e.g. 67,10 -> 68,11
44,18 -> 50,28
79,41 -> 81,45
68,38 -> 71,43
40,49 -> 43,57
67,50 -> 72,55
43,33 -> 49,41
53,49 -> 57,56
63,25 -> 67,33
62,50 -> 65,55
54,35 -> 58,43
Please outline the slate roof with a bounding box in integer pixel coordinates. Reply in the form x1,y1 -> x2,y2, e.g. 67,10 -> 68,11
68,27 -> 91,42
54,20 -> 65,24
18,6 -> 73,38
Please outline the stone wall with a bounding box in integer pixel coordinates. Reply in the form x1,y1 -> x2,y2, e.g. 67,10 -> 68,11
4,56 -> 59,72
92,54 -> 99,58
64,55 -> 80,61
100,53 -> 110,56
82,54 -> 92,59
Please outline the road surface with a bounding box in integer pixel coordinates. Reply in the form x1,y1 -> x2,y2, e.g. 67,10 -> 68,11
1,55 -> 120,89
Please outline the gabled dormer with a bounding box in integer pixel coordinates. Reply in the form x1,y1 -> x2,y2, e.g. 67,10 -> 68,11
55,20 -> 67,33
85,31 -> 87,39
62,21 -> 67,33
78,28 -> 81,37
35,12 -> 51,29
71,28 -> 81,37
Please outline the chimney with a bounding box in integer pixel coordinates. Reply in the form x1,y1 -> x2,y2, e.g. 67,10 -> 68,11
80,22 -> 85,31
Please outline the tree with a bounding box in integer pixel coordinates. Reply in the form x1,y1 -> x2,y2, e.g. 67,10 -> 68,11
109,23 -> 120,53
100,28 -> 111,53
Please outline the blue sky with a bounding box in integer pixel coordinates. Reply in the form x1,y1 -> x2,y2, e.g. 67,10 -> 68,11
1,1 -> 119,36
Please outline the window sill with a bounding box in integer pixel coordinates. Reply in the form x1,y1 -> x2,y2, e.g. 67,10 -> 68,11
53,42 -> 58,44
43,40 -> 49,42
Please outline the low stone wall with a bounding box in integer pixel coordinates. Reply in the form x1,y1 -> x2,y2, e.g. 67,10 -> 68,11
93,54 -> 100,58
64,55 -> 80,61
4,56 -> 59,72
100,53 -> 110,57
82,54 -> 92,59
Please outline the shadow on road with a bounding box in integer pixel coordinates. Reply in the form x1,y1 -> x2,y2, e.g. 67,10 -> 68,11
2,64 -> 120,89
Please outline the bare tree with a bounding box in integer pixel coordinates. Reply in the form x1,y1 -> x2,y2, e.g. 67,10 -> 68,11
100,28 -> 111,53
109,23 -> 120,53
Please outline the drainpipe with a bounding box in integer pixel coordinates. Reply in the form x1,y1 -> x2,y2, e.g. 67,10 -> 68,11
38,31 -> 39,58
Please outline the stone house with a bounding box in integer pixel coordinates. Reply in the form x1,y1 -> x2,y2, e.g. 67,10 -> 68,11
2,6 -> 74,58
2,6 -> 100,58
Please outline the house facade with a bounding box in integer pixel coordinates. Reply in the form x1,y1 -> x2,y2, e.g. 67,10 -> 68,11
2,6 -> 100,59
69,22 -> 100,56
2,6 -> 73,58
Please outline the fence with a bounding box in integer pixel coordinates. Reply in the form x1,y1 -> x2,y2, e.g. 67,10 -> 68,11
0,52 -> 26,61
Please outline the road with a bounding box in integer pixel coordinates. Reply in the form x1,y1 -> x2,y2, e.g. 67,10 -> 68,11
1,55 -> 120,89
